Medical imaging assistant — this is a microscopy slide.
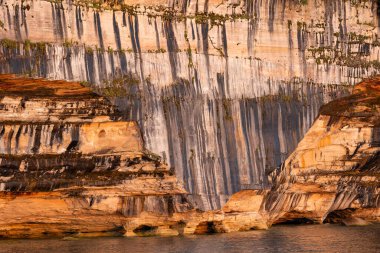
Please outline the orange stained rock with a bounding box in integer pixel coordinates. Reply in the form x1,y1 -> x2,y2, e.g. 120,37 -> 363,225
320,76 -> 380,123
0,74 -> 96,98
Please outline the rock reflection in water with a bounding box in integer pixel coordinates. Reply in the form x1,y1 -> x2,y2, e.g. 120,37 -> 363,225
0,224 -> 379,253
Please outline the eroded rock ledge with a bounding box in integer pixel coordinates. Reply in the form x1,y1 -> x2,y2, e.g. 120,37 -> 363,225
0,74 -> 379,238
224,77 -> 380,229
0,74 -> 196,238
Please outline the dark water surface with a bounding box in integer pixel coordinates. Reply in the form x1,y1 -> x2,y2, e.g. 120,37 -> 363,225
0,224 -> 379,253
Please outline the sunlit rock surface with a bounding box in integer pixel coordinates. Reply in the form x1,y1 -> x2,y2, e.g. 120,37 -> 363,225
0,75 -> 197,238
0,75 -> 378,238
1,0 -> 379,209
224,77 -> 380,230
264,77 -> 380,225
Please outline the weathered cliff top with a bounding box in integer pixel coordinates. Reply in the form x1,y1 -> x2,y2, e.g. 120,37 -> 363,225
0,74 -> 119,123
320,77 -> 380,125
0,74 -> 97,98
0,75 -> 173,196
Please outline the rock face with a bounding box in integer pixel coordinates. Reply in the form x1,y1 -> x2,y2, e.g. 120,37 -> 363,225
0,74 -> 197,238
3,0 -> 380,209
222,77 -> 380,230
265,77 -> 380,225
0,75 -> 378,238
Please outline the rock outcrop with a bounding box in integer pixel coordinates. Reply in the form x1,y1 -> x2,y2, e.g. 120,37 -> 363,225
2,0 -> 380,209
0,74 -> 378,238
0,74 -> 197,238
221,77 -> 380,230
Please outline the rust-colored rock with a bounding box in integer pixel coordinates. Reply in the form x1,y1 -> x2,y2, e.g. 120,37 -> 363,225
0,75 -> 196,238
0,75 -> 379,238
208,77 -> 380,230
261,77 -> 380,226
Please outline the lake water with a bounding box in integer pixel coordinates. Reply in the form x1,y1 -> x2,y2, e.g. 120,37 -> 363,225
0,224 -> 379,253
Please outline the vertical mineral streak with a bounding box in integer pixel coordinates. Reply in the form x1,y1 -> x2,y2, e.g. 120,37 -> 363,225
0,0 -> 379,209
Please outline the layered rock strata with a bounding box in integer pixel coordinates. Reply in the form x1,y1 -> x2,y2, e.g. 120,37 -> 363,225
0,75 -> 378,238
2,0 -> 379,209
0,74 -> 197,238
221,77 -> 380,230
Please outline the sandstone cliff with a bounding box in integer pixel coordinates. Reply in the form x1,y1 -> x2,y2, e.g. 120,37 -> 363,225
221,76 -> 380,230
0,75 -> 378,238
2,0 -> 379,209
0,74 -> 197,238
